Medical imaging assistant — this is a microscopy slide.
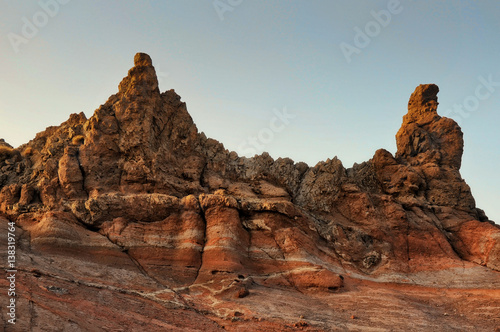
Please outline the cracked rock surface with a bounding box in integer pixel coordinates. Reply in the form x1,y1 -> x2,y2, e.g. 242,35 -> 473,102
1,54 -> 499,331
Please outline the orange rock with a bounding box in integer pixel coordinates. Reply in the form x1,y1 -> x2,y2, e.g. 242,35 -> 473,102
0,54 -> 499,331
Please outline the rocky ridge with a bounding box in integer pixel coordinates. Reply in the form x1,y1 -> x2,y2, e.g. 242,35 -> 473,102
1,53 -> 499,331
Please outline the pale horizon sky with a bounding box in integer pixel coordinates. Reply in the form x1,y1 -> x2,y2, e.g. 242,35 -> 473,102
1,1 -> 499,222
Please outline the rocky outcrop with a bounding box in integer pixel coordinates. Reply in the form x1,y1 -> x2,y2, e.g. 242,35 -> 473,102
1,54 -> 499,331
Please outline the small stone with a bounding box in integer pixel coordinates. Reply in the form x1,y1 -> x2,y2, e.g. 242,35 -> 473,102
293,321 -> 308,327
236,288 -> 250,298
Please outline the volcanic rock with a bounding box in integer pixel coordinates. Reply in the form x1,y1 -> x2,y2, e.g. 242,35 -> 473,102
0,54 -> 499,331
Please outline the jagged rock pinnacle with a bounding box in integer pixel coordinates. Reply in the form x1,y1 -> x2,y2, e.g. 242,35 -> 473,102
404,83 -> 439,124
118,52 -> 159,96
134,52 -> 153,67
396,83 -> 464,169
0,138 -> 13,149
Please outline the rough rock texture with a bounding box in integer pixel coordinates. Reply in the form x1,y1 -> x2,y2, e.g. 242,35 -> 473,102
1,54 -> 499,331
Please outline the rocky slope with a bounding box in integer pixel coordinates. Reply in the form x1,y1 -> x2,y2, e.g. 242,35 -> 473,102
1,53 -> 499,331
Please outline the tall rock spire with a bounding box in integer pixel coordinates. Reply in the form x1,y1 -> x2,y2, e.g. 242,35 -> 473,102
404,83 -> 439,124
396,84 -> 463,169
79,53 -> 201,195
117,52 -> 159,97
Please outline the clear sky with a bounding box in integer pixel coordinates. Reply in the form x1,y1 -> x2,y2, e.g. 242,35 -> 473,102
0,1 -> 499,222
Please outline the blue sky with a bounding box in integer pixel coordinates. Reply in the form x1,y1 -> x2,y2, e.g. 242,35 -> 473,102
0,1 -> 499,222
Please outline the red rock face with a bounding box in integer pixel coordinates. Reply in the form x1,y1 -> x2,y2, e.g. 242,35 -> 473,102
1,54 -> 499,331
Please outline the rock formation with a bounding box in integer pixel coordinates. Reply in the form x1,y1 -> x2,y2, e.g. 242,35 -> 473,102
1,53 -> 499,331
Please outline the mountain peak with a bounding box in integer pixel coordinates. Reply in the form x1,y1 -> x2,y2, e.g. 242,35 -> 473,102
134,52 -> 153,66
396,83 -> 463,169
405,83 -> 439,124
118,52 -> 159,97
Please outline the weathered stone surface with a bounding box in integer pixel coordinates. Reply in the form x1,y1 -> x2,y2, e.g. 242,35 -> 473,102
397,84 -> 464,169
58,145 -> 85,198
1,54 -> 499,331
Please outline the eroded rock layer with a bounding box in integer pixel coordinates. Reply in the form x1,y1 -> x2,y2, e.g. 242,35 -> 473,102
1,53 -> 499,331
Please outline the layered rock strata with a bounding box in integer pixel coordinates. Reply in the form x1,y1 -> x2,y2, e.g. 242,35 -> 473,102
1,53 -> 499,331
